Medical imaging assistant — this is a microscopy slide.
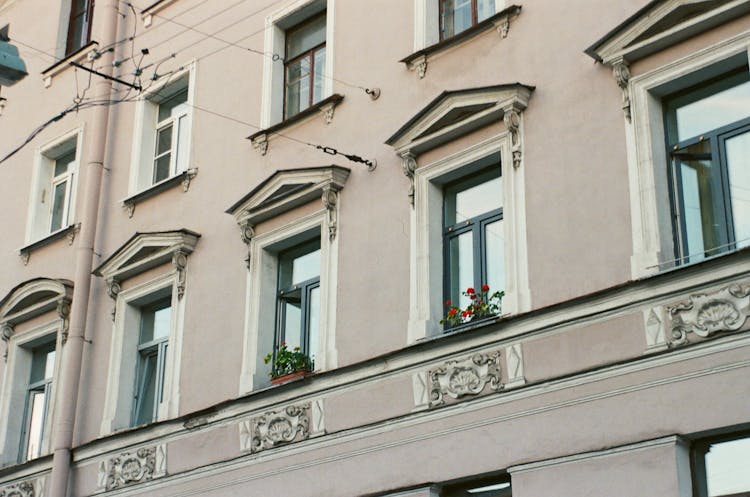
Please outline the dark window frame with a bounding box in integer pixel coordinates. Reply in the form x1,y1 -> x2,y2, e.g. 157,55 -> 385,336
65,0 -> 95,57
664,67 -> 750,265
439,0 -> 493,41
691,430 -> 750,497
283,12 -> 327,120
442,166 -> 503,326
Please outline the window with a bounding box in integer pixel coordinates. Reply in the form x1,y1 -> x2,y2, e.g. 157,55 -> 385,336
284,13 -> 326,119
129,72 -> 193,195
21,344 -> 55,461
443,167 -> 504,311
27,133 -> 80,243
132,299 -> 171,426
442,476 -> 511,497
693,432 -> 750,497
440,0 -> 495,40
275,240 -> 321,363
65,0 -> 94,56
665,68 -> 750,265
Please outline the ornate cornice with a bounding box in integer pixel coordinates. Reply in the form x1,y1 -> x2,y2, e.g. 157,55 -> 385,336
96,444 -> 167,492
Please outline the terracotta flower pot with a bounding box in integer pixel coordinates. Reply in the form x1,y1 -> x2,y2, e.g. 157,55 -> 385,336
270,370 -> 312,386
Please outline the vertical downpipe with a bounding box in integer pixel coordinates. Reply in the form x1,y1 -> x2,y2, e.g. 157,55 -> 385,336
48,2 -> 120,495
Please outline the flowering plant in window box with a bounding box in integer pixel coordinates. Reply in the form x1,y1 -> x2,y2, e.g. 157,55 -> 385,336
264,342 -> 313,384
441,284 -> 504,328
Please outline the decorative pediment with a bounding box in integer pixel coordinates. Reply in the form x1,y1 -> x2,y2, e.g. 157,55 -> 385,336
385,83 -> 534,156
93,230 -> 200,283
585,0 -> 750,65
0,278 -> 73,326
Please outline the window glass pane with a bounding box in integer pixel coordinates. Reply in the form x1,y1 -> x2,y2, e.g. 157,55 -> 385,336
54,151 -> 75,177
672,76 -> 750,141
68,14 -> 86,53
158,89 -> 188,122
477,0 -> 496,22
176,114 -> 189,172
153,155 -> 171,183
25,391 -> 46,460
286,15 -> 326,60
155,124 -> 173,156
281,295 -> 302,350
292,249 -> 321,285
307,286 -> 320,361
140,300 -> 172,343
30,347 -> 55,383
676,141 -> 726,261
449,231 -> 474,308
134,352 -> 157,425
313,47 -> 326,105
726,130 -> 750,248
285,58 -> 311,118
441,0 -> 473,38
446,172 -> 502,225
50,180 -> 68,232
485,220 -> 505,293
704,436 -> 750,496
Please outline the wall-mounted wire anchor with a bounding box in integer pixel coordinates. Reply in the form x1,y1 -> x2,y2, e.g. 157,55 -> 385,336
133,68 -> 142,76
87,49 -> 101,61
314,145 -> 377,171
365,88 -> 381,100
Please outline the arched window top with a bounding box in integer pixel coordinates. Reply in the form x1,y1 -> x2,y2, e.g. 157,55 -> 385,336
0,278 -> 73,328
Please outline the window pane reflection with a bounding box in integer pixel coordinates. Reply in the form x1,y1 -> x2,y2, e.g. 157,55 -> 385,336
25,391 -> 46,460
675,79 -> 750,141
449,231 -> 474,308
726,130 -> 750,248
485,220 -> 505,293
705,436 -> 750,496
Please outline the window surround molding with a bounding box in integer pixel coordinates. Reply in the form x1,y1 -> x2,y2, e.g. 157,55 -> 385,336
125,62 -> 197,216
407,1 -> 519,79
260,0 -> 335,129
24,126 -> 84,247
385,84 -> 533,342
585,0 -> 750,278
0,278 -> 72,464
227,166 -> 349,394
93,230 -> 200,434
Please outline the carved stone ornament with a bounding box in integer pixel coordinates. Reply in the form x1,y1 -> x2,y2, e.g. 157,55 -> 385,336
408,54 -> 428,79
172,250 -> 188,300
106,278 -> 121,321
400,152 -> 417,206
239,221 -> 255,269
239,400 -> 324,454
321,186 -> 339,241
494,16 -> 511,37
67,224 -> 80,245
1,323 -> 12,361
98,444 -> 167,492
668,283 -> 750,347
252,134 -> 269,156
0,476 -> 45,497
123,201 -> 136,219
182,168 -> 198,192
428,350 -> 503,407
20,252 -> 30,266
57,297 -> 72,344
612,61 -> 632,123
319,101 -> 336,125
503,108 -> 522,169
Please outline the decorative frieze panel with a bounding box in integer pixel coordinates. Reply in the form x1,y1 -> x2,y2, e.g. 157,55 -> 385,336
96,444 -> 167,492
505,343 -> 526,388
414,350 -> 505,409
668,283 -> 750,347
0,477 -> 45,497
239,399 -> 325,454
643,306 -> 668,352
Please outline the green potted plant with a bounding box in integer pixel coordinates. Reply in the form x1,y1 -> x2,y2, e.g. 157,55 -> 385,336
441,284 -> 504,329
264,342 -> 313,385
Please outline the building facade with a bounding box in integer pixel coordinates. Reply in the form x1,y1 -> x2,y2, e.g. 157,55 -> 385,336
0,0 -> 749,496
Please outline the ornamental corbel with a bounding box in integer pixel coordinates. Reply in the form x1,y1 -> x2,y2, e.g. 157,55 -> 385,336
20,251 -> 30,266
182,168 -> 198,192
106,278 -> 121,321
503,108 -> 522,169
612,60 -> 632,122
252,133 -> 269,156
1,322 -> 13,361
321,186 -> 339,241
400,152 -> 417,206
123,201 -> 135,218
319,101 -> 336,125
494,16 -> 510,37
67,223 -> 80,245
172,250 -> 188,300
408,54 -> 427,79
239,221 -> 254,269
57,297 -> 72,344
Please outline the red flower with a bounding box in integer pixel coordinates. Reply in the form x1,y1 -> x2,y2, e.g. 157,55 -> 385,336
466,308 -> 473,315
449,308 -> 458,317
461,311 -> 468,318
281,341 -> 287,346
481,284 -> 490,292
445,299 -> 452,306
466,287 -> 475,294
470,294 -> 477,300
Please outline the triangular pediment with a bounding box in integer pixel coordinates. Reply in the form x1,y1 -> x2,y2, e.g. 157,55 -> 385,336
93,229 -> 201,282
226,166 -> 350,225
586,0 -> 750,65
385,83 -> 534,156
0,278 -> 73,326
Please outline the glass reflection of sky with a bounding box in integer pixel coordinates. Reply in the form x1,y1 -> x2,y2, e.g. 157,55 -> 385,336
676,80 -> 750,141
706,436 -> 750,496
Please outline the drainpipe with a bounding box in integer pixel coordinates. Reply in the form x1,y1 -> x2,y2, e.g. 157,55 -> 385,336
48,2 -> 120,496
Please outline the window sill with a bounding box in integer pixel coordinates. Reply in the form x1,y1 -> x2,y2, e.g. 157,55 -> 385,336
122,169 -> 198,218
400,4 -> 522,79
19,224 -> 80,265
247,93 -> 345,156
41,41 -> 98,87
441,314 -> 504,337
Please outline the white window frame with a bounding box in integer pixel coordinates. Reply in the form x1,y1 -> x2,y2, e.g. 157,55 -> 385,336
260,0 -> 334,128
26,128 -> 82,244
626,32 -> 750,278
413,0 -> 506,50
409,133 -> 530,342
128,64 -> 195,195
240,210 -> 338,394
100,272 -> 186,434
